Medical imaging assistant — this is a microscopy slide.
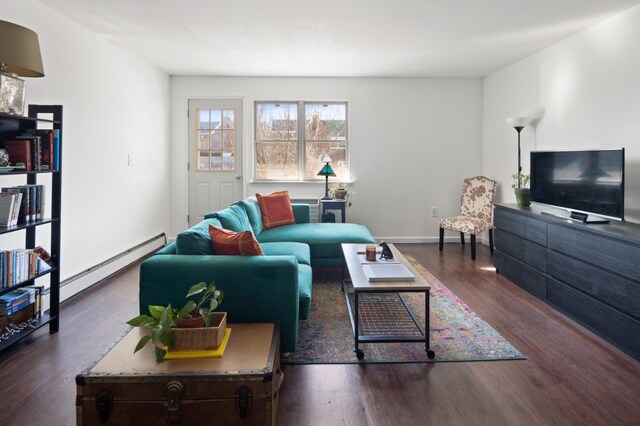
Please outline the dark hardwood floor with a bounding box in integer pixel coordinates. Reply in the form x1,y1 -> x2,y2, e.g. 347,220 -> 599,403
1,243 -> 639,425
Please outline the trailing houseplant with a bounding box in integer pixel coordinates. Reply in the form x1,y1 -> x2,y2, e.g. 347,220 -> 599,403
329,181 -> 356,207
126,281 -> 224,361
512,173 -> 531,206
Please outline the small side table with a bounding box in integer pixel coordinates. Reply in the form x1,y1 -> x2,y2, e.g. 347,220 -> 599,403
319,199 -> 347,223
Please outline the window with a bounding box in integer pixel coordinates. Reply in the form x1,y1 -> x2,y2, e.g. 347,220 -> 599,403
196,108 -> 236,171
255,101 -> 348,181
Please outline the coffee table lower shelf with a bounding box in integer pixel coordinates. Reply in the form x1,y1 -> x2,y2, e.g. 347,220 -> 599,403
343,280 -> 435,360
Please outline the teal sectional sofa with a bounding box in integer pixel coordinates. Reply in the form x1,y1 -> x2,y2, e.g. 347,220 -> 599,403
139,198 -> 375,353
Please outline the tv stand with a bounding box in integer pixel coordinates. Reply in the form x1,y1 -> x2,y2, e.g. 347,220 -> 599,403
494,203 -> 640,360
539,209 -> 611,224
569,211 -> 610,224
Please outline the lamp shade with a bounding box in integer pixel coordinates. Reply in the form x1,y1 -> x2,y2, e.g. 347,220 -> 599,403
505,116 -> 532,128
317,163 -> 336,177
0,20 -> 45,77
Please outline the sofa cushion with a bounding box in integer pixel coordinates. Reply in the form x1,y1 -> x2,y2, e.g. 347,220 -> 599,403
258,223 -> 375,261
209,225 -> 264,256
261,242 -> 311,266
239,198 -> 264,236
256,190 -> 295,230
210,203 -> 252,232
175,218 -> 222,255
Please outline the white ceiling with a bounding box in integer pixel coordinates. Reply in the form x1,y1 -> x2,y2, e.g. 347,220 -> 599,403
37,0 -> 640,77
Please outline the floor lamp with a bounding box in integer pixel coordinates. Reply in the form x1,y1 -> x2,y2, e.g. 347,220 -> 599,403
505,116 -> 532,188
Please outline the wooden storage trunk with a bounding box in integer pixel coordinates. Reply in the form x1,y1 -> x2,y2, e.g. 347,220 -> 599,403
76,322 -> 282,425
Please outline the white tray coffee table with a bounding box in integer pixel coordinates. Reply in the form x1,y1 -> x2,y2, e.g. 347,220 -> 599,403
341,243 -> 435,360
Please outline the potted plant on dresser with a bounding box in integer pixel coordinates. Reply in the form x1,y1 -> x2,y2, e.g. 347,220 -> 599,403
127,281 -> 225,361
512,173 -> 531,206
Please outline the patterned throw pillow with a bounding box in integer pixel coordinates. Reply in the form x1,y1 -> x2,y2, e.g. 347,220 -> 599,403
208,225 -> 264,256
256,190 -> 296,230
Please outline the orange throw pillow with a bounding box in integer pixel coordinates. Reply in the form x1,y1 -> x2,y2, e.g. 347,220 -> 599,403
256,190 -> 296,230
208,225 -> 264,256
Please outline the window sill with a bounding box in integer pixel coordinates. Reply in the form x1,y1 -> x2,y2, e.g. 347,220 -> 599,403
249,180 -> 355,185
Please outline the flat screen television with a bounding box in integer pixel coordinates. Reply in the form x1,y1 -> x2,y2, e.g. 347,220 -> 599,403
530,148 -> 625,222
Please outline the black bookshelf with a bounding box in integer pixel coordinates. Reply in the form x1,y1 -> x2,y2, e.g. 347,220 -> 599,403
0,105 -> 62,352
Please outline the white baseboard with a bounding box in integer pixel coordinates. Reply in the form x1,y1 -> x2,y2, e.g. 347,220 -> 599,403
374,236 -> 492,245
57,234 -> 166,304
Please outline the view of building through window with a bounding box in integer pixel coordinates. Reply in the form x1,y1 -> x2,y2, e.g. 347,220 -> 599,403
255,101 -> 349,181
196,108 -> 236,171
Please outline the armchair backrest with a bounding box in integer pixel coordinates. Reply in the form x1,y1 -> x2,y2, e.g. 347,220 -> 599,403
460,176 -> 497,222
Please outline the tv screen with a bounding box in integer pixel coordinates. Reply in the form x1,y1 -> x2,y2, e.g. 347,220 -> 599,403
530,148 -> 625,221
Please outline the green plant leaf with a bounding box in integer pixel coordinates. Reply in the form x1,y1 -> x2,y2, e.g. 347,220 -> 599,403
160,304 -> 174,330
151,326 -> 163,342
186,282 -> 207,298
149,305 -> 166,319
159,330 -> 174,347
155,347 -> 167,362
126,315 -> 154,327
178,301 -> 196,318
133,335 -> 152,353
200,308 -> 211,327
209,299 -> 218,311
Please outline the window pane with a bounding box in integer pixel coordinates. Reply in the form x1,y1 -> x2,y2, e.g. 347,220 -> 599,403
211,129 -> 222,149
209,109 -> 222,130
198,130 -> 209,149
198,150 -> 210,171
223,130 -> 234,149
223,152 -> 234,170
210,152 -> 222,171
304,142 -> 348,180
256,141 -> 298,179
305,103 -> 347,141
223,110 -> 235,129
198,109 -> 209,130
256,103 -> 298,141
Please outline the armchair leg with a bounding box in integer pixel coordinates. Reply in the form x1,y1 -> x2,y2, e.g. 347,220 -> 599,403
470,234 -> 476,260
439,227 -> 444,252
460,233 -> 465,245
489,228 -> 494,253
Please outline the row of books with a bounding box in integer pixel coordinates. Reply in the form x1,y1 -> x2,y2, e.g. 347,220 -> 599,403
0,247 -> 53,289
0,286 -> 43,319
0,184 -> 45,227
1,129 -> 60,171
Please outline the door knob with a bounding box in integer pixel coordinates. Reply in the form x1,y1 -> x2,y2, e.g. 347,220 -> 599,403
236,175 -> 242,180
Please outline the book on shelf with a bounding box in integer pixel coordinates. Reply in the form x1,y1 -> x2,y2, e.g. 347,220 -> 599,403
361,263 -> 415,282
17,129 -> 59,171
0,287 -> 36,315
0,192 -> 19,227
2,139 -> 32,170
0,248 -> 53,289
2,184 -> 44,223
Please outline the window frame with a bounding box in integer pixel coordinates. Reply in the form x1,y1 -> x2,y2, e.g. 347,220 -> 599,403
254,100 -> 349,182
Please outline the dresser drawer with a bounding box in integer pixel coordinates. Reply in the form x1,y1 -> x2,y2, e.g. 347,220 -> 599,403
547,278 -> 640,358
495,207 -> 547,245
495,229 -> 547,273
548,251 -> 640,320
495,251 -> 547,299
548,224 -> 640,280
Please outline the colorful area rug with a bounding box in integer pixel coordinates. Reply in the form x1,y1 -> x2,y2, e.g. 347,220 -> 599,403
282,255 -> 525,364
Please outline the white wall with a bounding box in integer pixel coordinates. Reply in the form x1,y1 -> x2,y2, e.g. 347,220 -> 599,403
483,5 -> 640,223
3,2 -> 171,284
171,77 -> 483,241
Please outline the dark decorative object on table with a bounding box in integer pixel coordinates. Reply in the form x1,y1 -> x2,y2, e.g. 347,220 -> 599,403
379,241 -> 393,260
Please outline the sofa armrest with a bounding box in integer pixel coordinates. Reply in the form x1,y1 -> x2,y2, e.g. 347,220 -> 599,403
292,203 -> 310,224
139,254 -> 301,352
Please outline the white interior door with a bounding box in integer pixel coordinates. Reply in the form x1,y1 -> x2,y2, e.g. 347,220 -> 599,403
188,99 -> 243,227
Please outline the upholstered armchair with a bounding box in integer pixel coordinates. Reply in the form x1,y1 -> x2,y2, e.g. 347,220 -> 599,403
439,176 -> 497,261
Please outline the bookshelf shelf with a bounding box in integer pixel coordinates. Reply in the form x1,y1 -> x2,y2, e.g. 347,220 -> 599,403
0,105 -> 62,352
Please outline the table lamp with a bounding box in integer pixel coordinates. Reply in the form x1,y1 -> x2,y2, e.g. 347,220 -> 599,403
317,154 -> 336,200
0,20 -> 45,115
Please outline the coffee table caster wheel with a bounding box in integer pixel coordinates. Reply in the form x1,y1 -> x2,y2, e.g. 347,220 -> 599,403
426,350 -> 435,359
355,349 -> 365,360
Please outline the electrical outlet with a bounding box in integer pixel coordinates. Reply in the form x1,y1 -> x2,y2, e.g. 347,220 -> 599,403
431,207 -> 438,217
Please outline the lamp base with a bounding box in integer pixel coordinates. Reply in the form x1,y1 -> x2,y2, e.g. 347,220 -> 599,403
0,72 -> 25,116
